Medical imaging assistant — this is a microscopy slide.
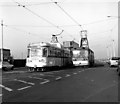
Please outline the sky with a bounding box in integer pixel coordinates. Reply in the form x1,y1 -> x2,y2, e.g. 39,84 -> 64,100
0,0 -> 119,59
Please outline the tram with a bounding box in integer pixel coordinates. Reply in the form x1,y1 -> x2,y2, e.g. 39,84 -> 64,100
26,42 -> 73,71
72,47 -> 94,67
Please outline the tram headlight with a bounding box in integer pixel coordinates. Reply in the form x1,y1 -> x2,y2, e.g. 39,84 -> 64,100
39,59 -> 46,63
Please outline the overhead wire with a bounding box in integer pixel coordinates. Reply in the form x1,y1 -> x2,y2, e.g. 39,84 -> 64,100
3,24 -> 46,38
11,0 -> 79,42
24,2 -> 57,6
5,16 -> 117,29
12,0 -> 62,30
0,2 -> 55,7
52,1 -> 83,30
0,5 -> 18,7
5,17 -> 117,28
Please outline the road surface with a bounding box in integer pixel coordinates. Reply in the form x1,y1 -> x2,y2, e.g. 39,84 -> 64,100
0,65 -> 119,102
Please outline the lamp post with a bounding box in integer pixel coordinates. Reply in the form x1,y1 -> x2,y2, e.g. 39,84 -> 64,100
112,39 -> 115,57
106,46 -> 109,59
107,16 -> 119,57
1,20 -> 3,67
106,45 -> 112,59
107,16 -> 120,19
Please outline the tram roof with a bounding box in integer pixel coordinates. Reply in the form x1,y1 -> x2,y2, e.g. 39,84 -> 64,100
28,42 -> 66,50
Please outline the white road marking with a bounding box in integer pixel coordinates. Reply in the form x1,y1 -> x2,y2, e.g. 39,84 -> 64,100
43,74 -> 55,77
0,84 -> 13,92
32,73 -> 44,75
44,72 -> 54,74
14,79 -> 35,85
0,94 -> 2,97
73,73 -> 77,75
5,71 -> 28,74
17,86 -> 31,91
52,70 -> 64,73
55,76 -> 62,80
28,76 -> 43,80
28,76 -> 48,81
65,74 -> 71,77
40,80 -> 50,84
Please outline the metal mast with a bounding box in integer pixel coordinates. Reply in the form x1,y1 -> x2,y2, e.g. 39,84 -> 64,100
1,20 -> 3,65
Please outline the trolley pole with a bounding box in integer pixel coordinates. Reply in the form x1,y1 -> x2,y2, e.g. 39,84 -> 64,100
1,20 -> 3,67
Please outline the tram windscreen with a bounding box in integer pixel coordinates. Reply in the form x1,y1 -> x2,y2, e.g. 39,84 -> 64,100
30,48 -> 43,57
28,47 -> 48,57
72,50 -> 88,61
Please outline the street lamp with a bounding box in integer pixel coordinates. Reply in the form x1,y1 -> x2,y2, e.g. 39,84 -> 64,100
106,45 -> 112,59
1,20 -> 3,69
107,15 -> 119,57
107,16 -> 120,18
112,39 -> 116,57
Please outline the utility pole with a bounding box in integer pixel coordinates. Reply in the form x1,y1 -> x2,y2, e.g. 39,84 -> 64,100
106,46 -> 109,59
112,39 -> 115,57
1,20 -> 3,66
109,46 -> 112,58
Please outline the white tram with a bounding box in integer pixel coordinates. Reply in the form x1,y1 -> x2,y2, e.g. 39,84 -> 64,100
72,47 -> 94,67
26,42 -> 73,71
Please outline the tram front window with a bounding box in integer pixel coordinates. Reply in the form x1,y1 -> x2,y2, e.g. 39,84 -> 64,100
30,47 -> 48,57
30,48 -> 43,57
72,50 -> 88,61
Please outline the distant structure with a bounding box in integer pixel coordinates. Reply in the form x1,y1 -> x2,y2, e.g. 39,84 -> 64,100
63,41 -> 79,50
0,48 -> 13,63
79,30 -> 89,48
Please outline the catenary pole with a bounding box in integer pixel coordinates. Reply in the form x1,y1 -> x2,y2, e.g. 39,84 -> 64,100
1,20 -> 3,68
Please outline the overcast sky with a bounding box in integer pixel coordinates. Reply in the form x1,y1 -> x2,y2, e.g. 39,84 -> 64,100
0,0 -> 119,59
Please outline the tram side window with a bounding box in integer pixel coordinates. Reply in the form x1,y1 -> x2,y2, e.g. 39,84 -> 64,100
48,49 -> 54,57
43,48 -> 48,57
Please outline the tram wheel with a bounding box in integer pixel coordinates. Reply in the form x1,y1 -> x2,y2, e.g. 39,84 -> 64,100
41,68 -> 46,72
28,68 -> 33,72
